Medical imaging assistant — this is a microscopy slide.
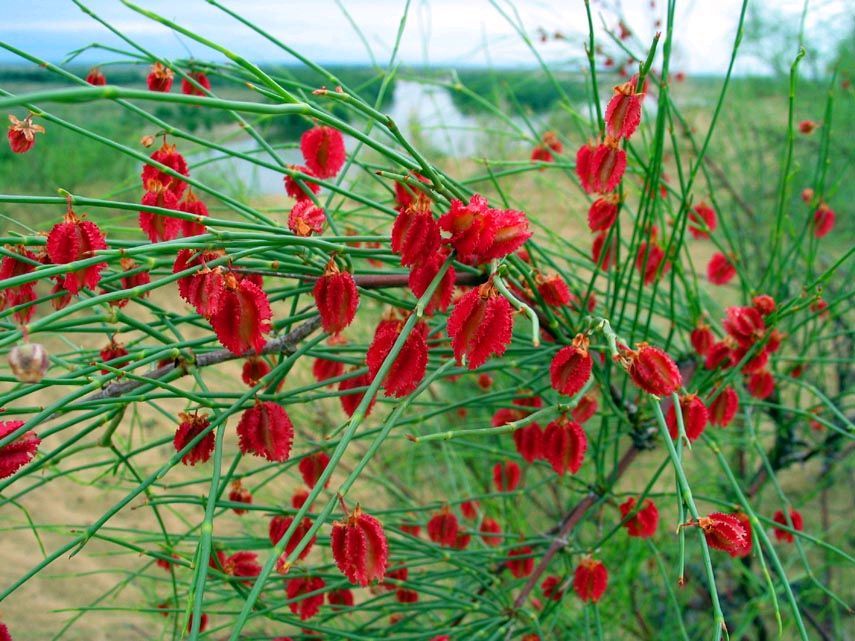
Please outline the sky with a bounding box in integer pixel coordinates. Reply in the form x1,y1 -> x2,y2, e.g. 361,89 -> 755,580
0,0 -> 848,73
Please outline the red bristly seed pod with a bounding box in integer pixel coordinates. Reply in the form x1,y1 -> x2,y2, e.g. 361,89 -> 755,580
288,200 -> 326,237
687,203 -> 718,239
236,400 -> 294,462
396,588 -> 419,603
99,340 -> 129,374
331,504 -> 389,586
492,460 -> 522,492
572,393 -> 599,424
408,249 -> 456,314
480,517 -> 502,546
313,357 -> 344,385
241,356 -> 271,386
536,273 -> 572,306
141,141 -> 189,196
707,252 -> 736,285
708,386 -> 739,427
0,246 -> 38,324
619,497 -> 659,538
0,420 -> 41,479
394,171 -> 430,210
209,271 -> 272,355
291,488 -> 310,510
621,343 -> 683,396
690,324 -> 714,356
543,416 -> 587,475
692,512 -> 752,557
46,209 -> 108,295
269,515 -> 316,562
573,557 -> 608,602
391,202 -> 441,266
704,340 -> 734,370
747,369 -> 775,399
301,125 -> 346,179
506,545 -> 534,578
549,334 -> 593,397
180,71 -> 211,96
140,183 -> 181,242
173,249 -> 226,317
772,509 -> 803,543
284,164 -> 321,200
447,282 -> 513,369
173,412 -> 214,465
723,306 -> 766,347
178,189 -> 209,237
427,507 -> 459,547
481,207 -> 532,261
86,68 -> 106,85
285,576 -> 325,620
591,231 -> 615,270
460,500 -> 479,519
328,588 -> 354,609
587,194 -> 620,232
338,369 -> 376,418
228,480 -> 252,515
666,393 -> 709,442
438,194 -> 495,261
313,260 -> 359,334
752,294 -> 776,316
575,138 -> 627,194
299,452 -> 330,489
636,240 -> 670,285
146,62 -> 174,92
812,204 -> 836,238
110,257 -> 151,308
605,77 -> 643,139
7,114 -> 45,153
211,550 -> 261,580
366,317 -> 429,397
513,422 -> 544,463
541,575 -> 565,601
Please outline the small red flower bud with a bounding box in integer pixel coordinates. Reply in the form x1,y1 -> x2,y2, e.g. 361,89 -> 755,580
391,203 -> 441,267
688,203 -> 717,239
752,294 -> 776,316
173,412 -> 214,465
572,393 -> 599,424
228,480 -> 252,514
591,231 -> 616,270
479,517 -> 503,546
301,125 -> 346,179
492,460 -> 522,492
236,400 -> 294,462
447,282 -> 513,369
619,497 -> 659,538
7,114 -> 45,153
86,68 -> 106,85
746,369 -> 775,399
400,522 -> 420,537
366,317 -> 429,397
8,343 -> 49,383
331,505 -> 389,586
210,272 -> 272,354
536,273 -> 572,306
299,452 -> 330,489
605,78 -> 643,139
328,588 -> 354,609
460,500 -> 480,519
146,62 -> 174,92
587,194 -> 620,232
0,420 -> 40,479
813,204 -> 835,238
690,324 -> 714,356
140,183 -> 181,242
241,356 -> 270,386
46,210 -> 108,295
772,509 -> 803,543
550,335 -> 593,397
284,165 -> 322,200
708,386 -> 739,427
541,575 -> 565,601
666,393 -> 709,442
543,416 -> 587,475
531,145 -> 554,163
798,119 -> 817,134
622,343 -> 683,396
338,369 -> 376,418
707,252 -> 736,285
408,249 -> 456,314
396,588 -> 419,603
141,141 -> 189,196
269,515 -> 316,561
178,189 -> 209,236
506,545 -> 534,578
285,576 -> 325,620
636,240 -> 670,285
288,200 -> 326,237
513,422 -> 544,463
180,71 -> 211,96
576,139 -> 627,194
573,557 -> 608,602
694,512 -> 752,557
427,508 -> 459,547
801,187 -> 814,203
99,339 -> 129,374
314,261 -> 359,335
477,373 -> 493,390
